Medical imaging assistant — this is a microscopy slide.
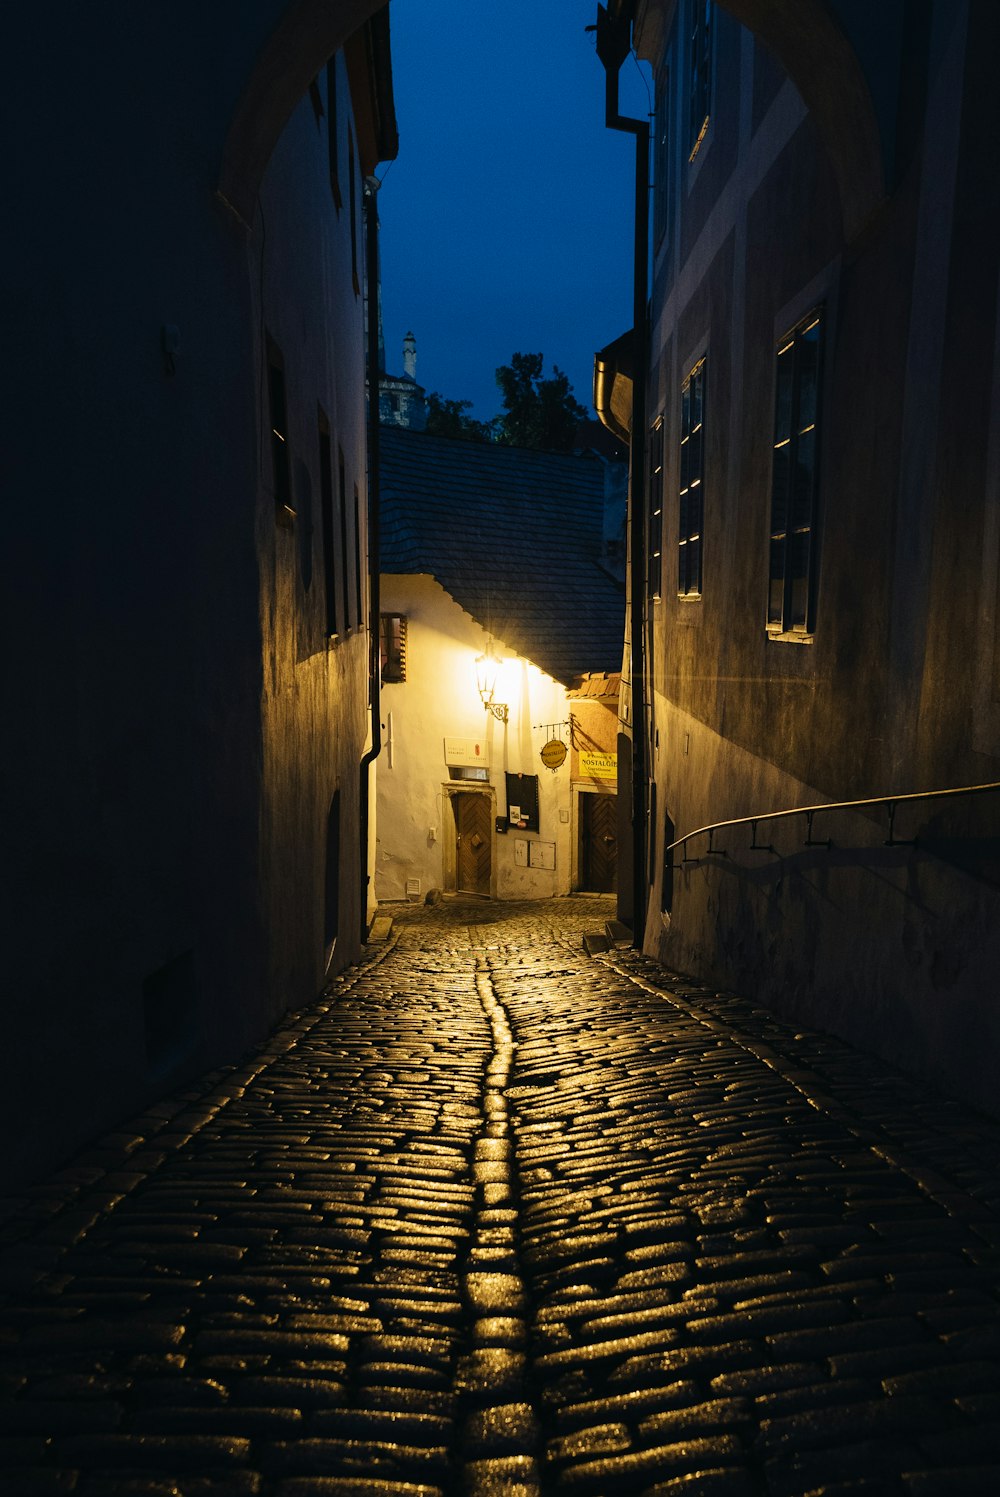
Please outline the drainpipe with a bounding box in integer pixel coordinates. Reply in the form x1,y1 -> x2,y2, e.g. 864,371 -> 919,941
359,176 -> 383,943
595,1 -> 649,948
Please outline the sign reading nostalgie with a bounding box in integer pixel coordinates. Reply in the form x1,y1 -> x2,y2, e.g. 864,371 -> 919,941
580,750 -> 617,781
540,738 -> 567,771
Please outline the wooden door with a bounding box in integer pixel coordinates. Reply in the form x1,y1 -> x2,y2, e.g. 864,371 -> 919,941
581,793 -> 618,892
455,793 -> 492,896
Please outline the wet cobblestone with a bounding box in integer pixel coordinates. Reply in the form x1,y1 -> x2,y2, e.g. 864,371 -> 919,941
1,896 -> 999,1494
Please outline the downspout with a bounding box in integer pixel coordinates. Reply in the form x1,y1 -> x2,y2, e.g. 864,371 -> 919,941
595,1 -> 649,948
359,175 -> 383,943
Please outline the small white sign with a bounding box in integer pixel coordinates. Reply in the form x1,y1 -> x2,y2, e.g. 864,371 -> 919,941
444,736 -> 489,767
514,838 -> 528,867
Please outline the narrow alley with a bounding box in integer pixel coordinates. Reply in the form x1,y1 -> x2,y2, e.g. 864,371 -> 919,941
2,897 -> 1000,1496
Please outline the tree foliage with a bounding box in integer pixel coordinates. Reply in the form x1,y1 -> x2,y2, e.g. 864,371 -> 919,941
422,353 -> 589,452
494,352 -> 589,452
424,393 -> 497,444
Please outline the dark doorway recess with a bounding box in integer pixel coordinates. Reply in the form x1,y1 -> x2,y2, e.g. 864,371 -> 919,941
325,790 -> 341,970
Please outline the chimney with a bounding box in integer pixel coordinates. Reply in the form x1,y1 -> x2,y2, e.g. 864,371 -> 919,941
403,330 -> 417,381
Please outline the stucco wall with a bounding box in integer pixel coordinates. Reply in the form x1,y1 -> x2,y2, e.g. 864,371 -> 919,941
4,15 -> 374,1189
641,0 -> 1000,1114
376,576 -> 576,902
252,56 -> 371,1000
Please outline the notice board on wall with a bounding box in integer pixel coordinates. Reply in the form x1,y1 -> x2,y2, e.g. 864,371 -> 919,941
505,772 -> 539,831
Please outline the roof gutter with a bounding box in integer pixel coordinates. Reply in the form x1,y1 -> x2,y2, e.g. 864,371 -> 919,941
595,0 -> 649,949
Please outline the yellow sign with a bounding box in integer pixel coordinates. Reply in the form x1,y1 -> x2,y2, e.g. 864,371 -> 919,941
540,738 -> 567,770
580,750 -> 617,780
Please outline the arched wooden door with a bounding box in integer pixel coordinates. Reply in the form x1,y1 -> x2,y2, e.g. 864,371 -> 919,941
455,793 -> 492,897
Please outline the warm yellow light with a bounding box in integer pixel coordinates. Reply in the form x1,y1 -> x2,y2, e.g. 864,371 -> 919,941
475,642 -> 508,722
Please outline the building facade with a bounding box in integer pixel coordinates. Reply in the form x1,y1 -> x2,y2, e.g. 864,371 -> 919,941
4,4 -> 395,1189
376,428 -> 625,903
617,0 -> 1000,1113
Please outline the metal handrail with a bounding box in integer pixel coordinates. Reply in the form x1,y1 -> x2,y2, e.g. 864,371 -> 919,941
666,780 -> 1000,863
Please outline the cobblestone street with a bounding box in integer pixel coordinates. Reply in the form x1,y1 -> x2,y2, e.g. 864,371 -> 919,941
3,895 -> 1000,1496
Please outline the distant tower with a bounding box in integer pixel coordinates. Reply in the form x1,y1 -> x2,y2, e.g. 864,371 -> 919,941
378,330 -> 426,431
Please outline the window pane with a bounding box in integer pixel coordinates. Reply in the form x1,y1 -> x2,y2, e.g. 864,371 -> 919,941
792,428 -> 816,531
770,445 -> 791,537
797,321 -> 821,429
774,349 -> 794,444
788,529 -> 812,630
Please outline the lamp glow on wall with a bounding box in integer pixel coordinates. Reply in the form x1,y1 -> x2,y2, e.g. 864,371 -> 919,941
475,641 -> 509,723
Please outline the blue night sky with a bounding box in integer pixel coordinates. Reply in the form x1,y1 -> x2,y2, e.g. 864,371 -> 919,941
377,0 -> 653,421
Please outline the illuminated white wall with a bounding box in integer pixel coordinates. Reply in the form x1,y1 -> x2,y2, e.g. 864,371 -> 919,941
376,575 -> 575,901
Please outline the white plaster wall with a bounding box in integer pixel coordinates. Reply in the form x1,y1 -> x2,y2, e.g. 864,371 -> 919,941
376,576 -> 575,902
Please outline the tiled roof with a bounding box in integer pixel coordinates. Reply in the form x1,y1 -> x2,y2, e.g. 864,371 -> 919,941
379,426 -> 625,687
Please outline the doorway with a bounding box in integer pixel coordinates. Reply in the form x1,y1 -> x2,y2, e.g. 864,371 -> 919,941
455,792 -> 492,896
580,791 -> 618,892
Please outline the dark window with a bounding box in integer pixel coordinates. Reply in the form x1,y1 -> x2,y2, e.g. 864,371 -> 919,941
348,123 -> 359,296
648,417 -> 665,599
767,309 -> 823,635
653,63 -> 670,249
380,613 -> 407,682
324,790 -> 341,972
689,0 -> 713,160
318,410 -> 338,636
678,357 -> 705,597
354,482 -> 364,628
505,772 -> 540,833
266,337 -> 295,527
338,446 -> 351,629
326,60 -> 342,211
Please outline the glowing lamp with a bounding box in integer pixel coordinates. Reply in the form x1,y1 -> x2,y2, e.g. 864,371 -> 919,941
475,642 -> 508,723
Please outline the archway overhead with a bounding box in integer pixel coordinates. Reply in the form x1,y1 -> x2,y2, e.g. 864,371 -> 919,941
223,0 -> 884,240
220,0 -> 385,228
635,0 -> 885,241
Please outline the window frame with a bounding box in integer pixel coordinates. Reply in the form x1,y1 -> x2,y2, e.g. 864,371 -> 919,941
687,0 -> 714,164
765,307 -> 825,641
266,335 -> 295,529
678,356 -> 706,600
648,415 -> 665,601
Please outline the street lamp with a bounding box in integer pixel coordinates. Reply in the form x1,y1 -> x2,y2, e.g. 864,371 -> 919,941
475,642 -> 508,723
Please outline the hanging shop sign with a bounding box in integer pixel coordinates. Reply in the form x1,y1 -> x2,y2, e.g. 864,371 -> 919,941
540,737 -> 568,771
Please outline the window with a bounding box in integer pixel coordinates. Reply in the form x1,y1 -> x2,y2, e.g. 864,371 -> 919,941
266,337 -> 295,528
325,60 -> 342,211
688,0 -> 713,161
505,772 -> 539,833
348,123 -> 359,296
354,482 -> 364,628
648,417 -> 665,599
653,63 -> 670,249
380,613 -> 407,682
338,446 -> 351,629
318,410 -> 338,637
767,309 -> 823,636
678,358 -> 706,598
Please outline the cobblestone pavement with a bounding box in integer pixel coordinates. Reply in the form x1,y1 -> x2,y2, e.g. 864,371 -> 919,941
2,895 -> 1000,1497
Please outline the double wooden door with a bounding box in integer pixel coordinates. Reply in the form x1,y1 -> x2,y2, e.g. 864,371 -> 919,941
455,792 -> 492,896
580,792 -> 617,892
